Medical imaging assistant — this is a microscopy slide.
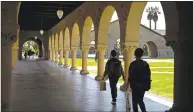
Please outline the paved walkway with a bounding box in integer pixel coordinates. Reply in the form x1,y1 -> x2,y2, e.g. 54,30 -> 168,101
10,60 -> 170,111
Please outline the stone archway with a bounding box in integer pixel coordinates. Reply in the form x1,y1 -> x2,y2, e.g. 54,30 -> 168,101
58,31 -> 64,65
97,5 -> 117,47
122,1 -> 179,85
20,37 -> 44,60
70,23 -> 80,70
54,33 -> 59,63
71,23 -> 80,48
82,16 -> 94,47
147,41 -> 158,58
80,16 -> 95,74
95,5 -> 120,80
63,27 -> 71,67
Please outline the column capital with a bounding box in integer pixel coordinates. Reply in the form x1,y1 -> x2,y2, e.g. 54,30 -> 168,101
166,39 -> 192,51
96,44 -> 108,51
16,24 -> 20,31
81,46 -> 90,51
71,47 -> 78,51
59,48 -> 63,50
64,48 -> 70,51
121,41 -> 138,51
1,32 -> 17,47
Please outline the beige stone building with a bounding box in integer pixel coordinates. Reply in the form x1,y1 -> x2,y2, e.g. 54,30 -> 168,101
1,1 -> 193,112
88,20 -> 174,58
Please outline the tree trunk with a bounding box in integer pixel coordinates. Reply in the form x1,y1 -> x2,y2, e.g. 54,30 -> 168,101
149,20 -> 152,29
154,21 -> 157,30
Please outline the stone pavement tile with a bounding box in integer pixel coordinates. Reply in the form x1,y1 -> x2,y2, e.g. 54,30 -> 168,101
9,60 -> 170,112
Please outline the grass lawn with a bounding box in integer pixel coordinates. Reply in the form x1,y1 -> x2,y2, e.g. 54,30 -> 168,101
67,58 -> 174,99
150,67 -> 174,72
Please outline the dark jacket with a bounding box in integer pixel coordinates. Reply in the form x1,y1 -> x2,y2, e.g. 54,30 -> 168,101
104,57 -> 124,79
128,59 -> 151,89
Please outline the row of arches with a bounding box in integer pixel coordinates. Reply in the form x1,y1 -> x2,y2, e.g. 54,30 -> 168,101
48,2 -> 178,85
2,1 -> 192,111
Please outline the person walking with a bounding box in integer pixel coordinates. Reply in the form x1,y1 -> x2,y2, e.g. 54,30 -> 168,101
24,51 -> 27,60
103,50 -> 124,105
127,48 -> 151,112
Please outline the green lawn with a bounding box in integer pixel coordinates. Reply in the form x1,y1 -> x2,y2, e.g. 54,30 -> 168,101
150,67 -> 174,72
66,58 -> 174,99
149,62 -> 174,67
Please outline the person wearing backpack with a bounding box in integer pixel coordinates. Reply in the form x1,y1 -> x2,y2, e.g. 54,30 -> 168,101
103,50 -> 124,105
127,48 -> 151,112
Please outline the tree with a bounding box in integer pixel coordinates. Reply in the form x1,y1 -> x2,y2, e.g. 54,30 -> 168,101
152,6 -> 161,30
146,6 -> 161,30
146,6 -> 154,29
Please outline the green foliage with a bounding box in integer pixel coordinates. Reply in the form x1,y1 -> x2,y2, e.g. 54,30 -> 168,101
146,6 -> 161,29
22,40 -> 39,55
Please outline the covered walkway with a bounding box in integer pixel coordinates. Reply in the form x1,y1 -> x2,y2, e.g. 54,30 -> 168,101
9,60 -> 169,111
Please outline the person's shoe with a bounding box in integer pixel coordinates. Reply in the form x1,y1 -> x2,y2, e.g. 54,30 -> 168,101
111,101 -> 116,105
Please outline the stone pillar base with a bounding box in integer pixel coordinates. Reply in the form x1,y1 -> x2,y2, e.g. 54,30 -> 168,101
63,64 -> 69,68
165,105 -> 191,112
55,61 -> 58,64
80,70 -> 89,75
95,75 -> 103,81
70,67 -> 77,71
12,66 -> 15,70
58,63 -> 63,66
1,103 -> 9,111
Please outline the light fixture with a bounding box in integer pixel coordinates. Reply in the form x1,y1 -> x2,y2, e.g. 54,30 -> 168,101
57,3 -> 63,19
57,10 -> 63,19
35,36 -> 37,39
40,30 -> 44,35
40,20 -> 44,35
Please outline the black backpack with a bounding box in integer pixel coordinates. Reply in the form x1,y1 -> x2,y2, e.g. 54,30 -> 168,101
131,60 -> 151,91
108,61 -> 123,78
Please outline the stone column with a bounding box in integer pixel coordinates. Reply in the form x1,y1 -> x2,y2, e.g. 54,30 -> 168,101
11,47 -> 18,69
95,46 -> 107,81
70,48 -> 78,70
63,49 -> 69,68
165,40 -> 193,112
52,48 -> 55,62
49,50 -> 52,61
80,46 -> 89,75
1,32 -> 17,109
55,50 -> 59,64
59,49 -> 64,65
12,26 -> 19,69
120,43 -> 137,91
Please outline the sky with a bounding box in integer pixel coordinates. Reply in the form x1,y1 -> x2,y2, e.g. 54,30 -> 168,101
92,2 -> 166,30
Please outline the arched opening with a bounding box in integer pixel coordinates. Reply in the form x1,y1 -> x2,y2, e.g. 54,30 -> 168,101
64,27 -> 71,67
82,16 -> 95,59
126,1 -> 177,101
114,38 -> 123,59
95,5 -> 120,78
143,44 -> 149,57
71,23 -> 81,57
21,37 -> 43,60
58,31 -> 64,65
89,41 -> 95,54
55,33 -> 59,62
147,41 -> 158,58
98,6 -> 120,57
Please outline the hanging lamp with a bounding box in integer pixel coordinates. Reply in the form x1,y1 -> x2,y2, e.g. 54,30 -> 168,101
57,3 -> 63,19
40,20 -> 44,35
